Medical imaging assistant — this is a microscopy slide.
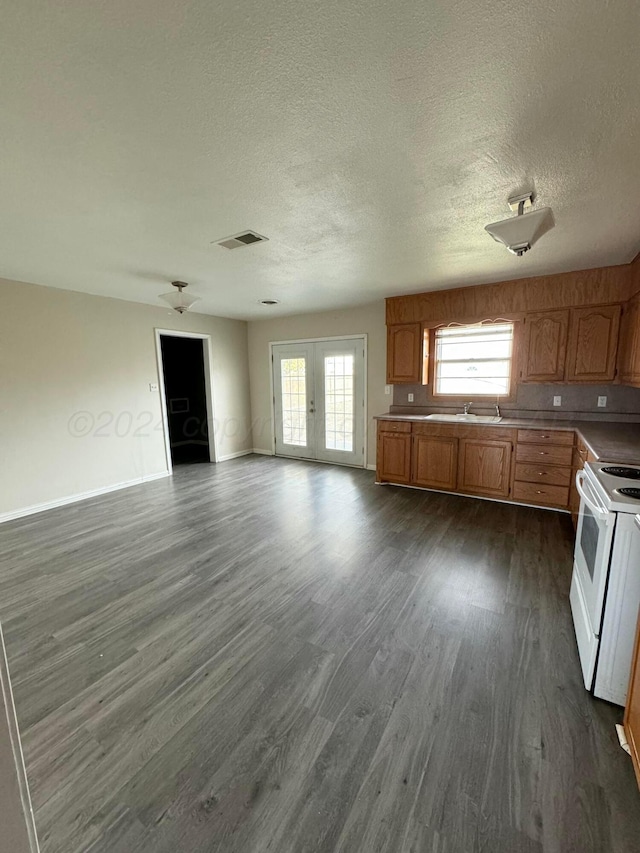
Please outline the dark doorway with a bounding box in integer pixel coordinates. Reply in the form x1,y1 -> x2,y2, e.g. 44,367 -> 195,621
160,335 -> 210,465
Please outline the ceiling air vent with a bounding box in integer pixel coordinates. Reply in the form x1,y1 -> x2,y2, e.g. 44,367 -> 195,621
215,230 -> 269,250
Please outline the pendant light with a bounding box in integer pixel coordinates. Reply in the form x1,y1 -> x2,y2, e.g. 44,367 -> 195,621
158,281 -> 200,314
485,193 -> 554,256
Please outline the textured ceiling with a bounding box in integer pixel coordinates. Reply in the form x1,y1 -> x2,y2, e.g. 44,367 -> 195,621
1,0 -> 639,319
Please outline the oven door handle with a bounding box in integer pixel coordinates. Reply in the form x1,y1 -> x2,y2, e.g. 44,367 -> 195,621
575,470 -> 611,524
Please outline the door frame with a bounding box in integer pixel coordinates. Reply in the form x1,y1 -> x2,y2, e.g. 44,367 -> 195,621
269,334 -> 368,469
0,621 -> 40,852
155,329 -> 217,474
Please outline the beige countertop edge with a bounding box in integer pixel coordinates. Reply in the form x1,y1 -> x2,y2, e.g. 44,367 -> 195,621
374,414 -> 640,465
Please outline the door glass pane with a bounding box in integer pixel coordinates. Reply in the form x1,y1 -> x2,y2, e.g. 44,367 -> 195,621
580,504 -> 600,581
324,354 -> 354,451
280,358 -> 307,446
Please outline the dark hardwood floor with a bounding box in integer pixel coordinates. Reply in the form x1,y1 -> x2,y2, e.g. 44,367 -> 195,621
1,455 -> 638,852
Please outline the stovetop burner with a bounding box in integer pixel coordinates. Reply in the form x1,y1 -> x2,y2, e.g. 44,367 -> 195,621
601,466 -> 640,480
616,487 -> 640,500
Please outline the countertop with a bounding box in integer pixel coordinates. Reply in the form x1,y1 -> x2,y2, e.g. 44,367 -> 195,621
374,413 -> 640,465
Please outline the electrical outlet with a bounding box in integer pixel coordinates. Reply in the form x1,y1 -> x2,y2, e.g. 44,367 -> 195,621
408,393 -> 414,402
553,395 -> 562,407
597,395 -> 607,408
149,382 -> 159,392
384,385 -> 392,395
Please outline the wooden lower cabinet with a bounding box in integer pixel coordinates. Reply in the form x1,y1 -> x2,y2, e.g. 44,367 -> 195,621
569,439 -> 597,526
376,420 -> 581,510
624,607 -> 640,790
458,439 -> 512,498
513,428 -> 574,510
376,430 -> 411,484
411,435 -> 458,490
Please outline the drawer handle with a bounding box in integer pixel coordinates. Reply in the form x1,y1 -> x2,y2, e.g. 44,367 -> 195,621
538,451 -> 548,455
536,490 -> 545,495
540,434 -> 549,438
538,471 -> 547,476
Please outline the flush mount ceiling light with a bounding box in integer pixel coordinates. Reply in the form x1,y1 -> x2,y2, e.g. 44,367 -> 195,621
260,299 -> 279,306
158,281 -> 200,314
485,193 -> 554,257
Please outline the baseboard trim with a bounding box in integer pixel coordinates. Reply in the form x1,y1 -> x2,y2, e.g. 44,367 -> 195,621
252,448 -> 275,456
216,449 -> 254,462
366,463 -> 376,471
0,471 -> 170,525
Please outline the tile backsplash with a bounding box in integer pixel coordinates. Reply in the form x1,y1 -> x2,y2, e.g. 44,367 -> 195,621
391,383 -> 640,421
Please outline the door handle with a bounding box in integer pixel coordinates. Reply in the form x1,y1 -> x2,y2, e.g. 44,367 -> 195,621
575,470 -> 610,523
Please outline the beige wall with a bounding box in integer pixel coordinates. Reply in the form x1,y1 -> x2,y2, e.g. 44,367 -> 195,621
247,301 -> 387,468
0,279 -> 252,518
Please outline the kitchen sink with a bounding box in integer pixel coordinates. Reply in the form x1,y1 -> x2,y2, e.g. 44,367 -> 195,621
424,414 -> 503,423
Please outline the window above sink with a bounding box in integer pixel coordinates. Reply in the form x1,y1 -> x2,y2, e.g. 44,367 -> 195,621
432,321 -> 515,397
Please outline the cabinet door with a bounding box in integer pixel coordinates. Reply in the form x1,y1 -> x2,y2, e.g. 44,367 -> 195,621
565,304 -> 621,382
377,431 -> 412,484
411,435 -> 458,490
624,607 -> 640,790
521,310 -> 570,382
619,296 -> 640,387
387,323 -> 422,384
458,439 -> 512,498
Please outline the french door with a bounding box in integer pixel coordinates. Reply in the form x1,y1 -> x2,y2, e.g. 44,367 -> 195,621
272,338 -> 365,467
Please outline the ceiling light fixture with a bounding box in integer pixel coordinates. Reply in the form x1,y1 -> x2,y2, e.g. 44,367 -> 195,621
159,281 -> 200,314
485,193 -> 554,256
260,299 -> 279,306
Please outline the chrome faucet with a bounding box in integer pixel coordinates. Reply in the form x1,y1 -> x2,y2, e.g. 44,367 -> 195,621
495,402 -> 501,418
463,402 -> 473,415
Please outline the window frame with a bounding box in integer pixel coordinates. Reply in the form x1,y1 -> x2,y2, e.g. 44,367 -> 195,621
425,319 -> 521,403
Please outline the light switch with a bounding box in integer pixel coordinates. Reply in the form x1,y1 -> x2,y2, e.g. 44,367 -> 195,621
597,395 -> 607,408
408,393 -> 414,402
384,385 -> 392,395
553,395 -> 562,407
149,382 -> 159,392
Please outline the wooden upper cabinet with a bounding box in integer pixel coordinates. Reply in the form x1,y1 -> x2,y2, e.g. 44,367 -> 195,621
521,310 -> 570,382
411,435 -> 458,490
619,295 -> 640,387
457,438 -> 512,498
565,304 -> 621,382
387,323 -> 422,384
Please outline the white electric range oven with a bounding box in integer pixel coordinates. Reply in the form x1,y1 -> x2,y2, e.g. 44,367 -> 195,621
571,462 -> 640,705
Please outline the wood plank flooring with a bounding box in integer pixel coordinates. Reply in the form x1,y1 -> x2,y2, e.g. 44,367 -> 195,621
1,455 -> 638,852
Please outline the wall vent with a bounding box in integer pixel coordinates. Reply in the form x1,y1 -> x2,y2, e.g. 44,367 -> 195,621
214,231 -> 269,249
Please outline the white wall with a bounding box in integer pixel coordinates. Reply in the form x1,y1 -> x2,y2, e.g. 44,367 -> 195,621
0,279 -> 252,518
247,301 -> 387,468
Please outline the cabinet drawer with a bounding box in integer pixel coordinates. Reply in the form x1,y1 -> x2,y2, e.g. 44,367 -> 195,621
514,463 -> 572,487
512,481 -> 569,507
377,420 -> 411,433
516,443 -> 573,467
517,429 -> 574,446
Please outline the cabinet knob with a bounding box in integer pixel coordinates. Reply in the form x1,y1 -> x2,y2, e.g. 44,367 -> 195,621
539,451 -> 547,455
538,472 -> 547,476
536,490 -> 545,495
